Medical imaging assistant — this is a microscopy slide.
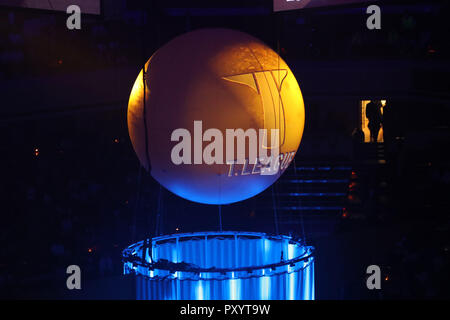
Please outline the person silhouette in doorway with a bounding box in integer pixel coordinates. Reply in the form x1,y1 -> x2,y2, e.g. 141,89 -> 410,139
366,100 -> 383,143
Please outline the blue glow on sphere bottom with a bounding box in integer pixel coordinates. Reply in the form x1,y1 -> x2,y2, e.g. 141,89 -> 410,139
123,231 -> 315,300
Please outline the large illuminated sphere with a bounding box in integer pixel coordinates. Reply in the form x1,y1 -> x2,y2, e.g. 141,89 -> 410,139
128,29 -> 305,204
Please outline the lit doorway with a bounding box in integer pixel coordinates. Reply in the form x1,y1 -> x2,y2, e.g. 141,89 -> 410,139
360,100 -> 386,143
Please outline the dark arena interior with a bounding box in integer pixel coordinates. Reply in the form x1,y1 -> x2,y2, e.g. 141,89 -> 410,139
0,0 -> 450,300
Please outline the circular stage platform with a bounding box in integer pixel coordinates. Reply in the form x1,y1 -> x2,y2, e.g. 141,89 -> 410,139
123,231 -> 314,300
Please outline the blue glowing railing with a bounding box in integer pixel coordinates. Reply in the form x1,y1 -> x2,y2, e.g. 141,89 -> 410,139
123,231 -> 315,300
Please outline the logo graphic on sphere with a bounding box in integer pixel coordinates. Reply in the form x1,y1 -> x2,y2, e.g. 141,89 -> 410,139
223,69 -> 288,148
128,29 -> 305,205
